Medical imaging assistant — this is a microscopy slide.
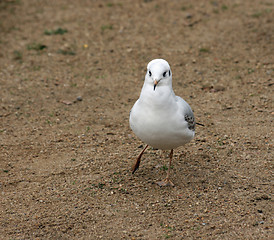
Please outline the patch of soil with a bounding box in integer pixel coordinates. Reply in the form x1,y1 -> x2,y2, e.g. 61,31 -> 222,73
0,0 -> 273,239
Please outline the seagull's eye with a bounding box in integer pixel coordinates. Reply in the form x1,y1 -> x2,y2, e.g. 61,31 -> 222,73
163,71 -> 167,77
148,71 -> 152,77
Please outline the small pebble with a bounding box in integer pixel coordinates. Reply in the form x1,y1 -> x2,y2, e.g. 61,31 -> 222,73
77,96 -> 83,101
61,100 -> 72,105
186,13 -> 192,19
213,85 -> 225,92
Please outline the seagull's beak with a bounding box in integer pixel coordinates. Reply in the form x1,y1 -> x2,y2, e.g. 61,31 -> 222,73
153,80 -> 158,91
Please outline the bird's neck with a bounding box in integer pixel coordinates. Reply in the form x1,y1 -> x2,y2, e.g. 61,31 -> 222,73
139,83 -> 176,108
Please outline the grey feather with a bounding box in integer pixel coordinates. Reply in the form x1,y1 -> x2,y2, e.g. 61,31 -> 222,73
185,114 -> 195,131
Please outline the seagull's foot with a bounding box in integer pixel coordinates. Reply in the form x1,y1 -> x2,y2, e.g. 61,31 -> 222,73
156,178 -> 174,187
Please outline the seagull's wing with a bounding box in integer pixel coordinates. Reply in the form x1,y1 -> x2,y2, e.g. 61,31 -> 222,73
184,113 -> 195,131
176,96 -> 196,131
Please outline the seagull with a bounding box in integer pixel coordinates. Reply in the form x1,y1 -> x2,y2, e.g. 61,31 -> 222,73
129,59 -> 197,186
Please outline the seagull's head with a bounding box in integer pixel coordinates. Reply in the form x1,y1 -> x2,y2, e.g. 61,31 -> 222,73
146,59 -> 172,91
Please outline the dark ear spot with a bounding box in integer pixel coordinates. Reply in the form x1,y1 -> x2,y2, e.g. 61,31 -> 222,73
169,70 -> 171,76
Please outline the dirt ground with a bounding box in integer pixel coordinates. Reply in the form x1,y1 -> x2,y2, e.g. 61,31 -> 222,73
0,0 -> 273,239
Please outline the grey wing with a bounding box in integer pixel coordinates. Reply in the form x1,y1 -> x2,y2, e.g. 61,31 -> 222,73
176,96 -> 196,131
184,112 -> 195,131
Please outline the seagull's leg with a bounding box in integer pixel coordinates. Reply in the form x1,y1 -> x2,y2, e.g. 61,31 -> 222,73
156,149 -> 174,187
131,144 -> 148,174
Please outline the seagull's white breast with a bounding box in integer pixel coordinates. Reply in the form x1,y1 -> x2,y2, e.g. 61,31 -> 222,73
130,85 -> 194,150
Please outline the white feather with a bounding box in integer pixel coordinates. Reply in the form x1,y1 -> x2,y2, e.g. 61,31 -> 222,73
129,59 -> 195,150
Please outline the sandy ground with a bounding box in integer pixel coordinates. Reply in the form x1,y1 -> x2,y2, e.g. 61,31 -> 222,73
0,0 -> 273,239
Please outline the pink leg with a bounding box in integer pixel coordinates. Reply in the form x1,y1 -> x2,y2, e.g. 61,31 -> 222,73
156,149 -> 174,187
131,145 -> 148,174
